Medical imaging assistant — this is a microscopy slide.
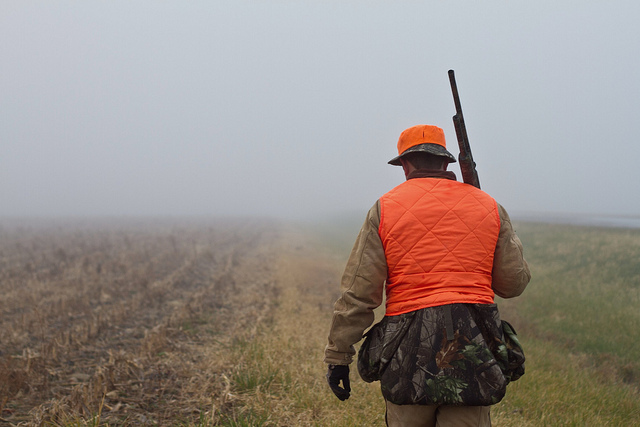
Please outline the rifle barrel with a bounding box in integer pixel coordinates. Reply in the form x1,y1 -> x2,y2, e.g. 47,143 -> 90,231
448,70 -> 481,189
448,70 -> 463,116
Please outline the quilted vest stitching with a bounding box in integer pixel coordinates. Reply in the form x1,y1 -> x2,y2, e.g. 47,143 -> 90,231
379,178 -> 500,315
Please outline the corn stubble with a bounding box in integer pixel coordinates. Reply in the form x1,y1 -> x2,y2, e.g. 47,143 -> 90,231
4,219 -> 640,426
0,219 -> 282,426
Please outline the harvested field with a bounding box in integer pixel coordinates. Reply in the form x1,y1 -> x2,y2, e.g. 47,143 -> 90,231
0,218 -> 286,426
3,219 -> 640,426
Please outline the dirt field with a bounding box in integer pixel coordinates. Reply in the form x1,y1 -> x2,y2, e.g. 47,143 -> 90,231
0,218 -> 299,426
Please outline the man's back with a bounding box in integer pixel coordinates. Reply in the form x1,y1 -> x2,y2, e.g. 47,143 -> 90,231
380,176 -> 499,316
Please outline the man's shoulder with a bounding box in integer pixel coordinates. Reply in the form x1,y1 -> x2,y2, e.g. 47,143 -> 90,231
382,177 -> 493,199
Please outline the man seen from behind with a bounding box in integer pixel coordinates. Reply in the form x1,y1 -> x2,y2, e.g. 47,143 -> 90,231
324,124 -> 531,426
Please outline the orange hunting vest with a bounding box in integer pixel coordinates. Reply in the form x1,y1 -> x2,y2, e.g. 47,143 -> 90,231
379,178 -> 500,316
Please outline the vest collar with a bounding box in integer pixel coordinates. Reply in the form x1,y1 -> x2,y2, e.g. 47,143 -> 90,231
407,169 -> 457,181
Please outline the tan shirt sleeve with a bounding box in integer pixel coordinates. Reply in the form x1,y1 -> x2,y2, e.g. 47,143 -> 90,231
324,201 -> 387,365
492,203 -> 531,298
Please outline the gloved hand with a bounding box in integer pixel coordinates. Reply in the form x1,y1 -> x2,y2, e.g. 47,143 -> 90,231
326,364 -> 351,401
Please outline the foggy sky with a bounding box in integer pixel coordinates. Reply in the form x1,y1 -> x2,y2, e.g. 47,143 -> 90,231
2,1 -> 640,220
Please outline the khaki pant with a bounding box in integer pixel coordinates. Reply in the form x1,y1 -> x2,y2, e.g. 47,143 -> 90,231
385,401 -> 491,427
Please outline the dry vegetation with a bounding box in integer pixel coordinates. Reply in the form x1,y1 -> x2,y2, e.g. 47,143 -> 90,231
0,218 -> 283,425
2,218 -> 640,426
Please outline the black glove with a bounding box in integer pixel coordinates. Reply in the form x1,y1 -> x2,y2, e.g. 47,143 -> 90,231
326,364 -> 351,401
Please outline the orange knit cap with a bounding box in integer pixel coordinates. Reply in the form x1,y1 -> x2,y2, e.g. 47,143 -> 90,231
388,124 -> 456,166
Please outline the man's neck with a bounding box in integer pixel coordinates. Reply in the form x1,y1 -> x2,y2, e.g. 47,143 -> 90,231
406,169 -> 457,181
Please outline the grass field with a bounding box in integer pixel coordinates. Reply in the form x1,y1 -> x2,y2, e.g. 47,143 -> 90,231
0,218 -> 639,425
